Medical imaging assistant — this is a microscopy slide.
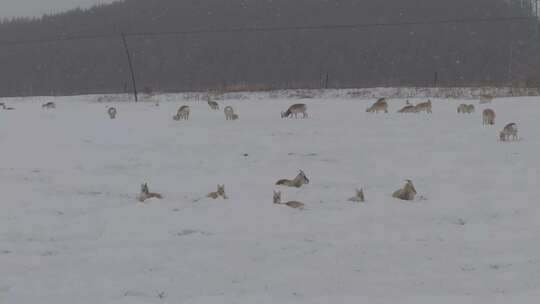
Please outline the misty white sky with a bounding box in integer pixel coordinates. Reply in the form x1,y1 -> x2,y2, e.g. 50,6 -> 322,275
0,0 -> 118,19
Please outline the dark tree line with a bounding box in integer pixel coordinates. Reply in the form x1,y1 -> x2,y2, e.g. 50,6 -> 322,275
0,0 -> 539,97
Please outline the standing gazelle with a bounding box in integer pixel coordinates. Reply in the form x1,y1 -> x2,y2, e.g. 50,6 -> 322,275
499,123 -> 518,141
173,105 -> 190,121
107,107 -> 117,119
224,106 -> 239,120
281,103 -> 308,119
207,96 -> 220,110
276,170 -> 310,188
482,109 -> 495,126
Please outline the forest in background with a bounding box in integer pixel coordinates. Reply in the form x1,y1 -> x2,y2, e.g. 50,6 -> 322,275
0,0 -> 539,97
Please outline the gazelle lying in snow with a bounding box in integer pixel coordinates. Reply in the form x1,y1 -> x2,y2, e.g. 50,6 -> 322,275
0,103 -> 14,110
107,107 -> 117,119
173,105 -> 190,121
482,109 -> 495,126
397,100 -> 416,113
348,188 -> 365,202
138,183 -> 163,202
366,98 -> 388,113
499,123 -> 518,141
42,102 -> 56,109
207,184 -> 228,199
281,103 -> 308,119
413,100 -> 432,113
276,170 -> 310,188
273,191 -> 305,209
392,180 -> 417,201
224,106 -> 239,120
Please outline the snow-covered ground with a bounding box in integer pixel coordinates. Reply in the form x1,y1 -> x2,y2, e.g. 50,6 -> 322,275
1,94 -> 540,303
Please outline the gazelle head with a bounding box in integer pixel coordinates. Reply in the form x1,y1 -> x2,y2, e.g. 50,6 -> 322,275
273,191 -> 282,204
141,183 -> 149,194
296,170 -> 310,184
217,184 -> 225,195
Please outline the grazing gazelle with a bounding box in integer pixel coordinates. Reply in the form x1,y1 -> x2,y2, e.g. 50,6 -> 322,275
457,104 -> 475,114
348,188 -> 365,202
138,183 -> 163,203
207,97 -> 220,110
392,180 -> 417,201
500,123 -> 518,141
281,103 -> 308,119
224,106 -> 238,120
414,100 -> 432,113
42,102 -> 56,109
107,107 -> 117,119
207,184 -> 228,199
482,109 -> 495,126
173,105 -> 190,121
366,98 -> 388,113
273,191 -> 305,210
276,170 -> 310,188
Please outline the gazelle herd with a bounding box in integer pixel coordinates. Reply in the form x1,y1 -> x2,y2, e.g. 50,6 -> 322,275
7,92 -> 519,209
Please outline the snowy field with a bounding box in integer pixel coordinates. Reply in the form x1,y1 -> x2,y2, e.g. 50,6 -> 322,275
1,94 -> 540,303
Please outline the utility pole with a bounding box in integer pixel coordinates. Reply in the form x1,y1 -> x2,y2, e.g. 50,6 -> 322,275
121,32 -> 138,102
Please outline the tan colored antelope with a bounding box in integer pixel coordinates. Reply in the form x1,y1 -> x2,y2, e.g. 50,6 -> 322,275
207,96 -> 220,110
392,180 -> 417,201
107,107 -> 117,119
173,105 -> 190,121
276,170 -> 310,188
482,109 -> 495,126
273,191 -> 305,210
413,100 -> 432,113
479,94 -> 493,104
348,188 -> 365,202
281,103 -> 308,119
207,184 -> 228,199
500,123 -> 518,141
1,103 -> 14,110
457,104 -> 475,114
138,183 -> 163,202
224,106 -> 238,120
42,102 -> 56,109
398,100 -> 416,113
366,98 -> 389,113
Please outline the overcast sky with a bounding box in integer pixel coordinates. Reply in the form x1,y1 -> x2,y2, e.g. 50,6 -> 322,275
0,0 -> 118,19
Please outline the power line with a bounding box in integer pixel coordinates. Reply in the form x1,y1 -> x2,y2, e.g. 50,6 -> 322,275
0,16 -> 534,47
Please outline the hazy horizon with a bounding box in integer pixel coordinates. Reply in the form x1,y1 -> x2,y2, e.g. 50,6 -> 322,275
0,0 -> 118,19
